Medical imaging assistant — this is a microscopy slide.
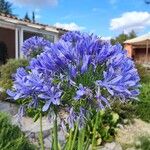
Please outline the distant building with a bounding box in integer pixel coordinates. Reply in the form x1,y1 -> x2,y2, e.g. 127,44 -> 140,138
124,33 -> 150,64
0,13 -> 67,60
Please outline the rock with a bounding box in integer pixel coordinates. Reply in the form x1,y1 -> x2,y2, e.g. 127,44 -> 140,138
113,143 -> 122,150
123,119 -> 129,124
43,130 -> 51,139
0,101 -> 67,149
105,142 -> 116,149
126,148 -> 136,150
98,146 -> 108,150
14,116 -> 52,133
44,137 -> 52,149
28,132 -> 36,139
11,115 -> 66,149
0,101 -> 18,115
58,130 -> 66,143
100,142 -> 122,150
117,124 -> 124,129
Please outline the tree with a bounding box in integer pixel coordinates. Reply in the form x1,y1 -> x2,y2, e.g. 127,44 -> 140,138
129,30 -> 137,39
0,0 -> 13,15
24,12 -> 31,21
32,11 -> 35,23
111,30 -> 137,46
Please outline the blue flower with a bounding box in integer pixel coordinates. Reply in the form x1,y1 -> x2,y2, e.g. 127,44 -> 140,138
39,86 -> 62,111
7,67 -> 62,110
67,107 -> 86,129
22,36 -> 51,58
95,86 -> 110,109
74,84 -> 92,100
7,31 -> 140,129
67,107 -> 77,129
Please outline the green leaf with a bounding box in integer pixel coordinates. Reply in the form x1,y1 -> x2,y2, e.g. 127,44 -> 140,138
96,138 -> 102,146
111,112 -> 119,124
33,112 -> 40,122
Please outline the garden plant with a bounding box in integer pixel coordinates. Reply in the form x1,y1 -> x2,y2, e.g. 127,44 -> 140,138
0,112 -> 36,150
0,59 -> 28,100
7,31 -> 140,150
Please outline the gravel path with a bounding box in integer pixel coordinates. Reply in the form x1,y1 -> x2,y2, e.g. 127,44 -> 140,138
116,119 -> 150,146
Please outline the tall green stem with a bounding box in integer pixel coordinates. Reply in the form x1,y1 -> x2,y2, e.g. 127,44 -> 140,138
67,122 -> 79,150
84,138 -> 90,150
53,113 -> 58,150
68,129 -> 73,150
91,111 -> 99,150
77,128 -> 85,150
39,112 -> 45,150
70,122 -> 78,150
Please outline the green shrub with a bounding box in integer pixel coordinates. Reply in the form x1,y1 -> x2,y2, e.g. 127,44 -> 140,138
0,112 -> 36,150
88,110 -> 119,143
0,59 -> 28,100
139,83 -> 150,102
107,84 -> 150,124
135,101 -> 150,123
136,64 -> 150,84
133,83 -> 150,123
111,101 -> 136,123
132,65 -> 150,122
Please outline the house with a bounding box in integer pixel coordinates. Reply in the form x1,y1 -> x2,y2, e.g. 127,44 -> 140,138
124,33 -> 150,64
0,13 -> 67,61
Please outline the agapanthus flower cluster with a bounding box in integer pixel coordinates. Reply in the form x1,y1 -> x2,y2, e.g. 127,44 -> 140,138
22,36 -> 51,58
7,31 -> 140,128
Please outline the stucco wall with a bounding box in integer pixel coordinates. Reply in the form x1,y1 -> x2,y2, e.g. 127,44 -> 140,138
0,27 -> 15,58
124,44 -> 132,58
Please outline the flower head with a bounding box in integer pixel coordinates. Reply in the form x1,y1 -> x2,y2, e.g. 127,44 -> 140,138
7,31 -> 140,128
22,36 -> 51,58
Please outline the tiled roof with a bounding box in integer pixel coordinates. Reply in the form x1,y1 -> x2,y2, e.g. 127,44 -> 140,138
124,33 -> 150,45
0,13 -> 68,32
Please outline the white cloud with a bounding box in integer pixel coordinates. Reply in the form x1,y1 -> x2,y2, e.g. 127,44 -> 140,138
110,11 -> 150,33
54,22 -> 86,31
11,0 -> 58,7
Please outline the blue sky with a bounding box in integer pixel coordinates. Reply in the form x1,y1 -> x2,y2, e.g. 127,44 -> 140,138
9,0 -> 150,38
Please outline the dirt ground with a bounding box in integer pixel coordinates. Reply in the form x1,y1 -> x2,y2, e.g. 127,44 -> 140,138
116,119 -> 150,149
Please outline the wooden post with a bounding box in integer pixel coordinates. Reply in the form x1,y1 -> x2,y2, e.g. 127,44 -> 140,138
146,40 -> 149,63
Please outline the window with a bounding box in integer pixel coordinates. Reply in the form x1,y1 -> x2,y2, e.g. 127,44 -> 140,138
42,34 -> 55,43
23,31 -> 55,43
